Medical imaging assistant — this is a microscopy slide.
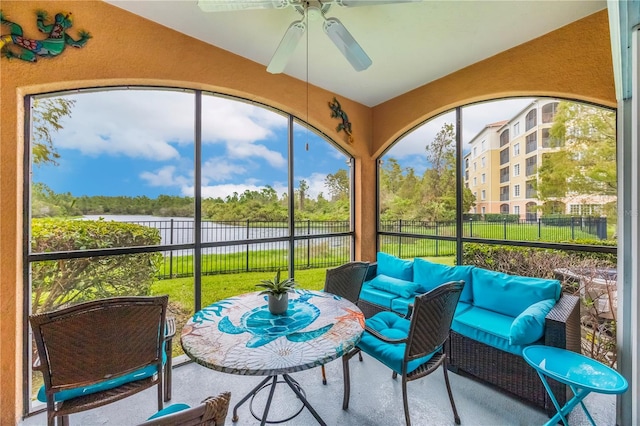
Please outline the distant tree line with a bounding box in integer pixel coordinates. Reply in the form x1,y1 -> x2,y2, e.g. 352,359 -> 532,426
31,169 -> 351,221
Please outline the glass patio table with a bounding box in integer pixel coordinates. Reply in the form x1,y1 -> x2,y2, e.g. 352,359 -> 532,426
522,345 -> 628,426
180,289 -> 365,425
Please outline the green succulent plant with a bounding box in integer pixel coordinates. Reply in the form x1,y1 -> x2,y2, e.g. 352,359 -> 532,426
256,270 -> 297,300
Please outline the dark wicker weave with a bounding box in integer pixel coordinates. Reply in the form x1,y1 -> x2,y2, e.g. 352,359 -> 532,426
30,296 -> 172,426
138,392 -> 231,426
343,281 -> 464,426
446,294 -> 581,416
357,262 -> 389,318
321,261 -> 370,384
324,261 -> 370,304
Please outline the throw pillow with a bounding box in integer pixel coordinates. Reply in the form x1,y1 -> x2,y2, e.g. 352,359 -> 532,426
509,298 -> 556,345
368,275 -> 420,299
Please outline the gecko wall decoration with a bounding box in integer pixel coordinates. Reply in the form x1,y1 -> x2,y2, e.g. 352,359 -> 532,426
328,97 -> 354,144
0,10 -> 91,62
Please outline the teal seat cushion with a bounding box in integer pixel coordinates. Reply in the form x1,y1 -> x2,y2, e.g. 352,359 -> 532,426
452,307 -> 527,356
360,282 -> 400,310
455,301 -> 473,317
390,296 -> 413,316
368,275 -> 420,298
358,311 -> 434,374
147,403 -> 191,420
413,259 -> 474,303
38,350 -> 166,403
472,268 -> 561,317
377,252 -> 413,281
509,298 -> 555,345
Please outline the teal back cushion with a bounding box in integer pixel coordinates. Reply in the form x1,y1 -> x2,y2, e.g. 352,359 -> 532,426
377,252 -> 413,281
413,258 -> 474,303
472,267 -> 561,317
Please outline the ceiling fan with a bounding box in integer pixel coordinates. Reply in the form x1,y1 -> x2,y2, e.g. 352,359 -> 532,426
197,0 -> 421,74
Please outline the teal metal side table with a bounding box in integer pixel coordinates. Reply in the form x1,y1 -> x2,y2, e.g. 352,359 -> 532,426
523,345 -> 628,426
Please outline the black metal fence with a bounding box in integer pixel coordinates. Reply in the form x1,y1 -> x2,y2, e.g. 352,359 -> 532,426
381,216 -> 608,242
120,216 -> 608,278
120,219 -> 352,279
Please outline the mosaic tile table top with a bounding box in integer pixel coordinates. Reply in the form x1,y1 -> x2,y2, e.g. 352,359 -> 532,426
181,289 -> 365,376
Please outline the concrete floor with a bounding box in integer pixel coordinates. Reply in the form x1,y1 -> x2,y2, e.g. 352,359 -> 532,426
21,354 -> 616,426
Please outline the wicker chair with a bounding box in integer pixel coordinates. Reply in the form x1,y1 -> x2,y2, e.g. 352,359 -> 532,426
320,261 -> 370,384
342,281 -> 464,426
29,295 -> 173,426
138,392 -> 231,426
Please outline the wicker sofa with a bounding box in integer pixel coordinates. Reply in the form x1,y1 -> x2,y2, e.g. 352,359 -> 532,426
357,253 -> 581,416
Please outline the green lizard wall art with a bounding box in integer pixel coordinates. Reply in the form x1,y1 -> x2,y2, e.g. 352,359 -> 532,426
0,10 -> 91,62
328,97 -> 354,144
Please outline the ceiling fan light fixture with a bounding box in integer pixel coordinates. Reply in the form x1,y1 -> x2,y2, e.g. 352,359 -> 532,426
323,18 -> 372,71
306,5 -> 322,21
197,0 -> 289,13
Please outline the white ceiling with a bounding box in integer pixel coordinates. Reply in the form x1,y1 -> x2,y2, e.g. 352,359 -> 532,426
106,0 -> 607,107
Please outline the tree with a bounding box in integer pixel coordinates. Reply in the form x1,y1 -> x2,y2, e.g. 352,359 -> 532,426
379,123 -> 474,222
419,123 -> 473,221
31,97 -> 75,166
325,169 -> 349,201
537,101 -> 616,210
298,179 -> 309,210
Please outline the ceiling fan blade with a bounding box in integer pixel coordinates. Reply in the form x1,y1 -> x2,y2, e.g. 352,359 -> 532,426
323,18 -> 372,72
197,0 -> 289,13
336,0 -> 421,6
267,20 -> 306,74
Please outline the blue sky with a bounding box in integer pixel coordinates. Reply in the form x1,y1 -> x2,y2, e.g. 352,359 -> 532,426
33,89 -> 531,199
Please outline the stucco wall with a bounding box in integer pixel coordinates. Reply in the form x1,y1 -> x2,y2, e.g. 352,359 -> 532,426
0,1 -> 614,423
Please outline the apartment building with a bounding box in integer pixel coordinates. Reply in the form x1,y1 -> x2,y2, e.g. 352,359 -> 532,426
464,99 -> 614,221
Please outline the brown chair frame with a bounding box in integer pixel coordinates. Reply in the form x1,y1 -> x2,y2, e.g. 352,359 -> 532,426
320,261 -> 369,384
30,295 -> 171,426
138,392 -> 231,426
342,281 -> 464,426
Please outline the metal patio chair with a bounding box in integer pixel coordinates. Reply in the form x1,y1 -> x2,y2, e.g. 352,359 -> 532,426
342,281 -> 464,426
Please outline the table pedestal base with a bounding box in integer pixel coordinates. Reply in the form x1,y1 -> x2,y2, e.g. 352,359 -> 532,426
232,374 -> 327,426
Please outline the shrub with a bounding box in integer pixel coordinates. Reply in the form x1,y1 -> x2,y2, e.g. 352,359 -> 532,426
31,218 -> 162,313
483,213 -> 520,223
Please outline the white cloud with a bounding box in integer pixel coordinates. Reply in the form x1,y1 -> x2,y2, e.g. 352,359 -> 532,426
201,157 -> 247,183
50,90 -> 288,161
226,142 -> 286,168
201,96 -> 286,143
53,90 -> 194,160
140,166 -> 189,187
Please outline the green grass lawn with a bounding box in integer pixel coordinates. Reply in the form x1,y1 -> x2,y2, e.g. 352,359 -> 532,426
152,256 -> 455,309
152,268 -> 328,308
